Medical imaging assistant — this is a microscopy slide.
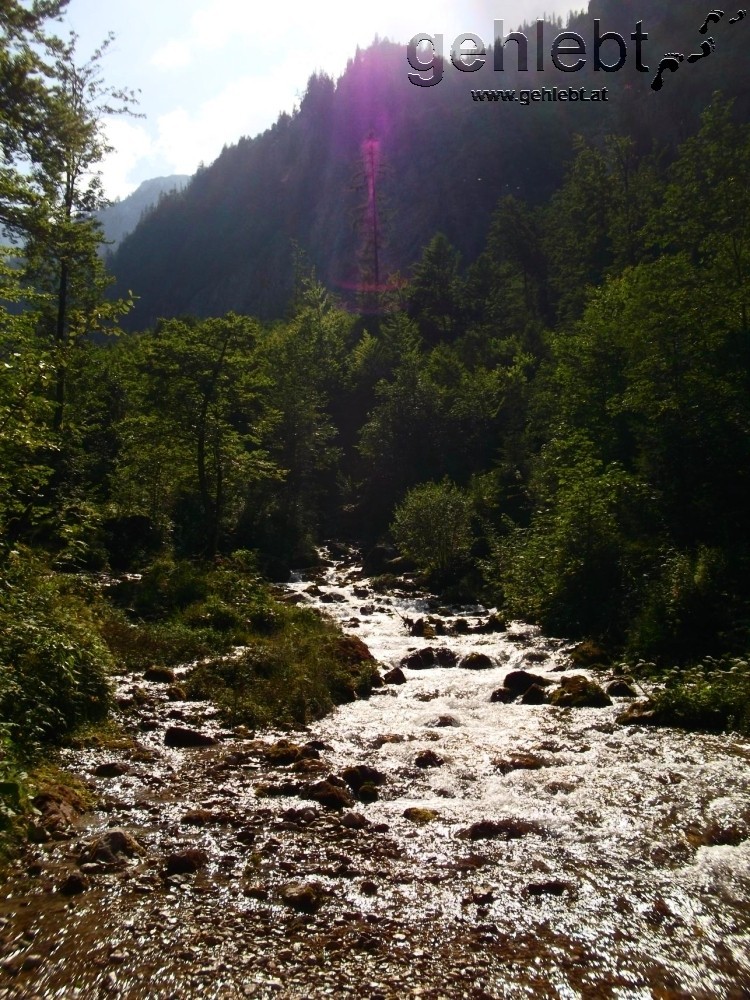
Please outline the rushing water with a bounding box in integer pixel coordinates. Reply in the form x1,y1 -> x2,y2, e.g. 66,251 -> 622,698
1,547 -> 749,999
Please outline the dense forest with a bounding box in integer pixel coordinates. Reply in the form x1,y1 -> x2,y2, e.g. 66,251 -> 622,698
2,0 -> 750,841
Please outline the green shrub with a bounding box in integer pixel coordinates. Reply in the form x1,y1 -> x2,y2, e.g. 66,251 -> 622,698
183,605 -> 380,728
391,479 -> 473,579
650,657 -> 750,734
0,554 -> 112,747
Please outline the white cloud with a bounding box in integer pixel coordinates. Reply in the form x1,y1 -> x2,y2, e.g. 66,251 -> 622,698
99,117 -> 155,200
151,39 -> 193,71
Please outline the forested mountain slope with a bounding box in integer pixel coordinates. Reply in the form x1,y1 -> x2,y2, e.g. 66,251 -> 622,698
109,0 -> 750,327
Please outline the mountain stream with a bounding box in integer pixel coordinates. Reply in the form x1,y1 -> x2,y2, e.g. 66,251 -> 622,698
1,546 -> 749,999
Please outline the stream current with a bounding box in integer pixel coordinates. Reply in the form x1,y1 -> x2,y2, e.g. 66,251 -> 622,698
1,546 -> 749,998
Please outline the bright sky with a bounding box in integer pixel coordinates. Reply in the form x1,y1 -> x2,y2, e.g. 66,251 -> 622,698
60,0 -> 550,200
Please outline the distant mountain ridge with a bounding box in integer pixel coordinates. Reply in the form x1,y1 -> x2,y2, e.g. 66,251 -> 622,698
98,175 -> 189,251
107,0 -> 750,329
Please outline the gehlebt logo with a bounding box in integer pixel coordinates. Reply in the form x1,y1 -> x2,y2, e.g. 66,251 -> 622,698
406,8 -> 747,93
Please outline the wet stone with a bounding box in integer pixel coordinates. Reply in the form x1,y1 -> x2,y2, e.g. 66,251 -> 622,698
606,678 -> 638,698
383,667 -> 406,685
144,666 -> 177,683
490,687 -> 515,703
415,749 -> 444,768
165,848 -> 209,875
303,780 -> 354,810
521,684 -> 549,705
164,726 -> 218,748
492,754 -> 547,774
403,808 -> 439,824
79,828 -> 144,864
427,714 -> 461,728
457,818 -> 547,841
503,670 -> 552,696
341,811 -> 370,830
549,675 -> 611,708
58,872 -> 89,896
341,765 -> 386,791
94,761 -> 131,778
401,647 -> 437,670
460,652 -> 495,670
279,881 -> 327,914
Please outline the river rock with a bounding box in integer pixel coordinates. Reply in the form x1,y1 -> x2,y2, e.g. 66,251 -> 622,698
94,761 -> 130,778
144,666 -> 176,683
164,726 -> 218,748
549,675 -> 611,708
180,809 -> 215,826
403,807 -> 439,824
58,872 -> 89,896
358,782 -> 380,803
279,881 -> 327,913
415,749 -> 444,768
490,687 -> 515,703
570,641 -> 611,666
523,649 -> 549,663
521,684 -> 549,705
165,848 -> 208,875
383,666 -> 406,685
493,754 -> 546,774
503,670 -> 552,696
401,647 -> 437,669
341,812 -> 370,830
616,700 -> 658,726
80,828 -> 144,865
341,765 -> 386,792
473,614 -> 507,634
460,652 -> 495,670
434,646 -> 458,667
457,818 -> 546,841
607,679 -> 637,698
428,714 -> 461,728
261,740 -> 317,767
304,780 -> 354,810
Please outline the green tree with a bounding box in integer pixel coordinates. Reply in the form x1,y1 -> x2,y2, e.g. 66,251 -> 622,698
21,32 -> 139,435
391,479 -> 473,578
114,314 -> 276,557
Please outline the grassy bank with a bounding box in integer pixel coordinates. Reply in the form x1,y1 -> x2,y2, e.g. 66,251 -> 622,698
0,549 -> 380,857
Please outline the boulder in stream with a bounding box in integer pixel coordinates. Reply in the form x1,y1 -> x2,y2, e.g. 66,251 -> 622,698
165,848 -> 208,875
58,872 -> 89,896
143,666 -> 176,683
164,726 -> 218,748
616,700 -> 658,726
79,828 -> 144,865
403,807 -> 440,824
457,818 -> 546,841
503,670 -> 552,696
521,684 -> 550,705
279,881 -> 327,913
490,687 -> 516,703
401,647 -> 437,669
383,666 -> 406,685
606,679 -> 638,698
460,652 -> 495,670
415,749 -> 444,768
303,780 -> 354,810
94,761 -> 130,778
341,764 -> 386,792
549,675 -> 611,708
